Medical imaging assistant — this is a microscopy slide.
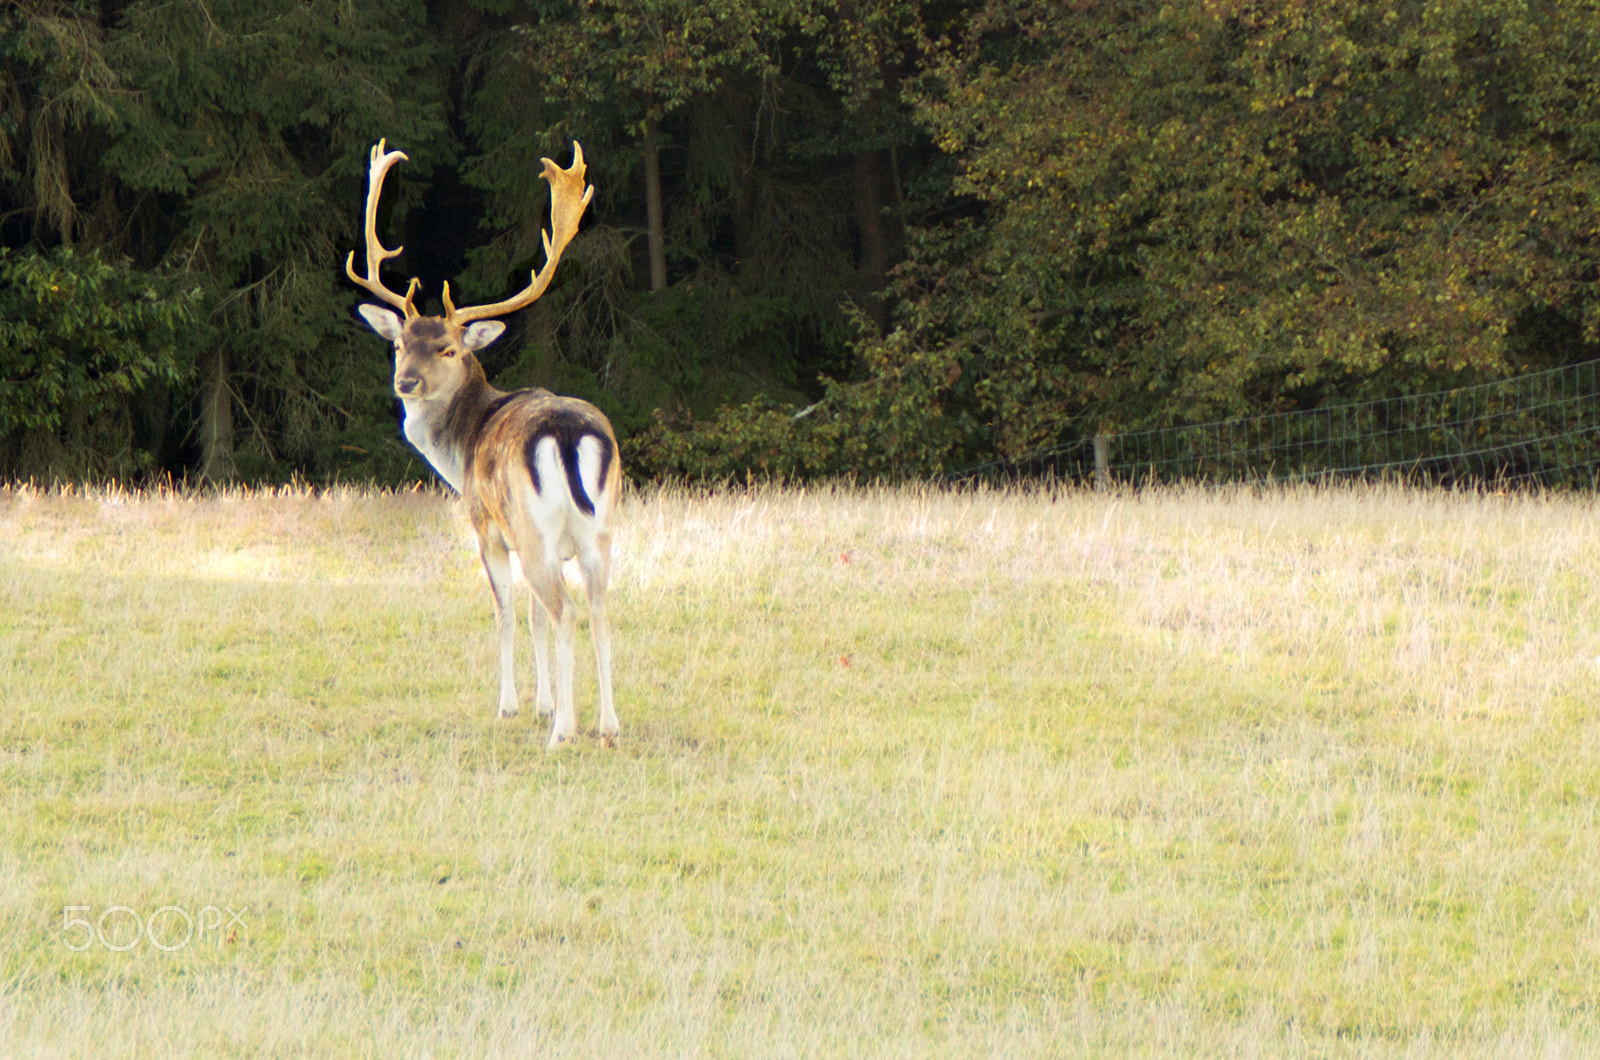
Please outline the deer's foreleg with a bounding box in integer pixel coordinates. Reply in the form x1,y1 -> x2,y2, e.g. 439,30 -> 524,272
478,532 -> 520,719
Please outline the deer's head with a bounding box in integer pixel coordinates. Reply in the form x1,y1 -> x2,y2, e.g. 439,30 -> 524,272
346,139 -> 594,403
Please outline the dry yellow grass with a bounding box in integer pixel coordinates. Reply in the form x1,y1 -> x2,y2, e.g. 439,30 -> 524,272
1,481 -> 1599,1056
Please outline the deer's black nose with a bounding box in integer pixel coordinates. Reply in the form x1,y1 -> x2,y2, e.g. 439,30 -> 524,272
395,376 -> 420,396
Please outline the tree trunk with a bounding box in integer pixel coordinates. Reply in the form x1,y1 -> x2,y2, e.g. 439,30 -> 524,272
854,149 -> 892,333
199,346 -> 235,484
642,116 -> 667,293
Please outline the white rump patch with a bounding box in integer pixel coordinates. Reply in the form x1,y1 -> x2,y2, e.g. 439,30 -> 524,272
526,434 -> 610,517
575,434 -> 610,512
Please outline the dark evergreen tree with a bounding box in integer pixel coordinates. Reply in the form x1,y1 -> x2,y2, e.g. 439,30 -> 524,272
1,0 -> 449,483
104,0 -> 450,483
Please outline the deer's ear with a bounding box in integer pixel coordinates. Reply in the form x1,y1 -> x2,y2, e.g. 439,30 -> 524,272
462,320 -> 506,351
357,304 -> 404,342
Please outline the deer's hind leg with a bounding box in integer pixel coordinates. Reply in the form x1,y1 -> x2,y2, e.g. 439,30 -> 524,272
525,562 -> 576,750
577,530 -> 617,746
527,589 -> 555,719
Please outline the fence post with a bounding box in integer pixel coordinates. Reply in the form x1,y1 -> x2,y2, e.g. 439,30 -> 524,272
1094,432 -> 1111,492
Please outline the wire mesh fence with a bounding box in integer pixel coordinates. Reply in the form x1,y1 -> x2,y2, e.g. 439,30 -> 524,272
952,358 -> 1600,489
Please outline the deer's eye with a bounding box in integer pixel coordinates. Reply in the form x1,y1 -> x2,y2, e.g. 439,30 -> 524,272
439,346 -> 458,359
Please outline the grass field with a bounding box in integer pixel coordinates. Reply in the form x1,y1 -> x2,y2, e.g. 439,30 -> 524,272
3,480 -> 1600,1056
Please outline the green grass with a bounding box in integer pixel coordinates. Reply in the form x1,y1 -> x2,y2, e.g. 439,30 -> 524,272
3,481 -> 1600,1056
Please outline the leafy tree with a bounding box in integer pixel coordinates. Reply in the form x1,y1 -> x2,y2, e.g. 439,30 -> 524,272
639,0 -> 1600,480
912,0 -> 1600,453
0,246 -> 197,480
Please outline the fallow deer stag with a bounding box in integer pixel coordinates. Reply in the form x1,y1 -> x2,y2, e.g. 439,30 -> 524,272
347,139 -> 619,750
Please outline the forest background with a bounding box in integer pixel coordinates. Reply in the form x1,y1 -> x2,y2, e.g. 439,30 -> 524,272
4,0 -> 1600,487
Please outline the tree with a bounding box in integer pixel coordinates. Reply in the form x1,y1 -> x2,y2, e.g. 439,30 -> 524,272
0,246 -> 197,480
2,0 -> 453,485
637,0 -> 1600,481
457,0 -> 935,449
500,0 -> 797,293
0,1 -> 123,249
804,0 -> 930,331
911,0 -> 1600,457
102,0 -> 449,482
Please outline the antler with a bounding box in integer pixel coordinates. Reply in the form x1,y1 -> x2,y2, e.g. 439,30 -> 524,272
445,142 -> 595,325
345,138 -> 419,317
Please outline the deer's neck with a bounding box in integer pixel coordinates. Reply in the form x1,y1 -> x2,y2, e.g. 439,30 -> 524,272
401,357 -> 508,493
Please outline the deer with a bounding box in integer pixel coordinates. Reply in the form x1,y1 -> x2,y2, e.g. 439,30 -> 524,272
346,139 -> 619,750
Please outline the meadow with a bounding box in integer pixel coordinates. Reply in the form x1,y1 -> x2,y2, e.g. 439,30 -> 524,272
2,480 -> 1600,1057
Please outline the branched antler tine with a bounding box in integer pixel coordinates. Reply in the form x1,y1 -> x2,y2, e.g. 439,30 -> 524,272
344,138 -> 417,316
448,141 -> 594,325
